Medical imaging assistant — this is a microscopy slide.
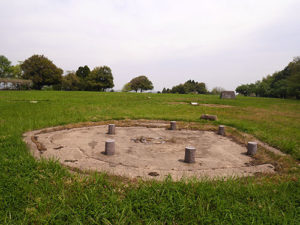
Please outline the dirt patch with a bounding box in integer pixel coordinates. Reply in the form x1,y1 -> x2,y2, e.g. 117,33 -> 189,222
167,102 -> 188,105
167,102 -> 233,108
24,121 -> 276,180
199,104 -> 233,108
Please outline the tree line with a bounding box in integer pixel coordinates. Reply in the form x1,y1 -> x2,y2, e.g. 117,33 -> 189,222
1,54 -> 211,94
161,80 -> 207,94
235,57 -> 300,99
0,54 -> 155,92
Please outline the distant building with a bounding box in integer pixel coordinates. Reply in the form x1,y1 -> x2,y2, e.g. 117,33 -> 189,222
220,91 -> 235,99
0,78 -> 32,90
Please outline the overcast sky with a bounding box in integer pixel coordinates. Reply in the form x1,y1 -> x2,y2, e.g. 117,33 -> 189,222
1,0 -> 300,91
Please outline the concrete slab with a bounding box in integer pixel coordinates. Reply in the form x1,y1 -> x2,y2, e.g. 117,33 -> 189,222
24,124 -> 275,180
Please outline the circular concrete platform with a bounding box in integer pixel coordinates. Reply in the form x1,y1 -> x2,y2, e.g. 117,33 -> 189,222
24,124 -> 275,180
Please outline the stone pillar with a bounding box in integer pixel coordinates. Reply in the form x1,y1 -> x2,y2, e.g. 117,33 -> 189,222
108,124 -> 115,135
170,121 -> 176,130
105,139 -> 115,155
184,146 -> 196,163
247,142 -> 257,155
218,125 -> 225,136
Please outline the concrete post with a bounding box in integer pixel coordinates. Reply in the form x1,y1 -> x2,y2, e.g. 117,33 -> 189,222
184,146 -> 196,163
105,139 -> 115,155
247,142 -> 257,155
108,124 -> 115,135
170,121 -> 176,130
218,125 -> 225,136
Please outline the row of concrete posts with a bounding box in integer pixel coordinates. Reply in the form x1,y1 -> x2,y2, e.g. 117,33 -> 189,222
104,122 -> 258,163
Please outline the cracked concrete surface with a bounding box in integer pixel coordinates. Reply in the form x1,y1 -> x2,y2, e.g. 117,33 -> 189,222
24,124 -> 275,180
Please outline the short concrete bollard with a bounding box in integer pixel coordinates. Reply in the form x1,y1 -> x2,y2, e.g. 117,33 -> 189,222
184,146 -> 196,163
108,124 -> 115,135
170,121 -> 176,130
105,139 -> 115,155
218,125 -> 225,136
247,142 -> 257,155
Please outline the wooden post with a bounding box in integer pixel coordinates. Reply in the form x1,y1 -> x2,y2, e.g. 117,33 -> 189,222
247,142 -> 257,155
184,146 -> 196,163
218,125 -> 225,136
105,139 -> 115,155
170,121 -> 176,130
108,124 -> 115,134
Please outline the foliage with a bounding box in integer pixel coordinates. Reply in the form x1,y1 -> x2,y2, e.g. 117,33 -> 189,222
287,57 -> 300,99
129,75 -> 153,92
0,55 -> 12,78
75,65 -> 91,90
86,66 -> 114,91
21,55 -> 63,90
184,80 -> 207,94
163,80 -> 207,94
75,65 -> 90,79
171,84 -> 186,94
52,65 -> 115,92
162,87 -> 171,93
0,55 -> 23,79
235,84 -> 252,96
236,57 -> 300,99
122,82 -> 132,92
10,63 -> 23,78
62,72 -> 81,91
287,71 -> 300,98
0,55 -> 116,92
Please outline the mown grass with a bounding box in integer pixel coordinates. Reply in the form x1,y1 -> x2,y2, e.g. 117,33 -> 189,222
0,91 -> 299,224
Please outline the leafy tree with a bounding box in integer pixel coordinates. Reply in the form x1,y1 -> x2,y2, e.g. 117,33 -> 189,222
62,72 -> 81,91
21,55 -> 63,90
248,83 -> 257,96
76,65 -> 90,79
168,80 -> 207,94
75,66 -> 90,90
255,77 -> 272,97
271,78 -> 289,98
129,75 -> 153,92
122,82 -> 132,92
287,57 -> 300,99
10,63 -> 23,78
171,84 -> 186,94
235,56 -> 300,99
287,71 -> 300,99
86,66 -> 114,91
183,80 -> 207,94
235,84 -> 250,96
162,88 -> 168,93
0,55 -> 12,78
162,88 -> 171,93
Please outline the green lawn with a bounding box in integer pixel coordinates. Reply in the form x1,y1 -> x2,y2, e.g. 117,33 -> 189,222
0,91 -> 299,224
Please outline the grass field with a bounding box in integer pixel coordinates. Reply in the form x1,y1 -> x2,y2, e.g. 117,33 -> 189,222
0,91 -> 299,224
